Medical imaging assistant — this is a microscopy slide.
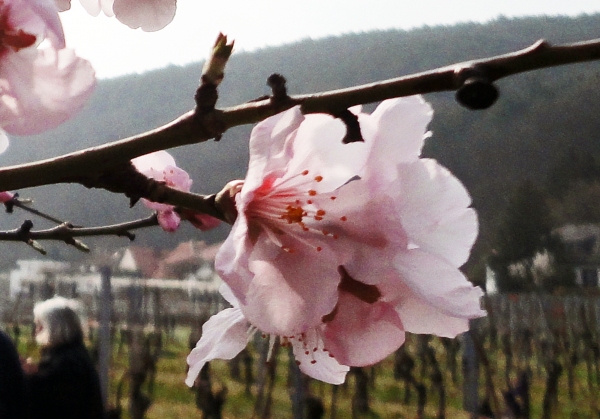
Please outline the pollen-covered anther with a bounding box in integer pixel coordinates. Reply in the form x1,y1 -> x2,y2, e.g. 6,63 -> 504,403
316,246 -> 322,252
310,360 -> 317,364
308,190 -> 317,196
314,176 -> 323,182
302,170 -> 309,175
340,216 -> 347,222
281,205 -> 306,224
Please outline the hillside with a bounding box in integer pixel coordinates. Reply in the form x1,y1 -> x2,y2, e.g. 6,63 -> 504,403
1,14 -> 600,271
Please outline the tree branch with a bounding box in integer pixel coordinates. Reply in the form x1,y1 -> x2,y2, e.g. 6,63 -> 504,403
0,215 -> 159,253
0,38 -> 599,205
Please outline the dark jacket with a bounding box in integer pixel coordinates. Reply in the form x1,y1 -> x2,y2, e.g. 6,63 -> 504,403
26,340 -> 105,419
0,330 -> 25,419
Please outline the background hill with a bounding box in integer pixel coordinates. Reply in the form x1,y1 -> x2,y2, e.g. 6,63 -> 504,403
2,14 -> 600,279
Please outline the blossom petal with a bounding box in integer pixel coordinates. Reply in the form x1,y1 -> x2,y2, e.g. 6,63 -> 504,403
394,159 -> 477,267
362,96 -> 433,184
290,328 -> 349,385
0,48 -> 95,135
319,179 -> 408,286
393,249 -> 485,319
131,150 -> 176,180
286,113 -> 368,191
156,209 -> 180,232
79,0 -> 114,16
215,214 -> 255,302
323,290 -> 405,367
0,191 -> 14,203
54,0 -> 71,12
242,243 -> 341,335
27,0 -> 66,47
185,307 -> 248,387
394,288 -> 472,337
244,106 -> 304,193
181,211 -> 221,231
0,131 -> 8,154
113,0 -> 176,31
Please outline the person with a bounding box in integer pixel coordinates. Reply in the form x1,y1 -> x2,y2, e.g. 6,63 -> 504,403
0,329 -> 25,419
23,296 -> 105,419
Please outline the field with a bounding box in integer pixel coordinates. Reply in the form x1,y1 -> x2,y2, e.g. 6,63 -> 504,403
7,293 -> 600,419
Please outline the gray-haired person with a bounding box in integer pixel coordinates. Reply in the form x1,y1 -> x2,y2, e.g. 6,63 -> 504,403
23,296 -> 105,419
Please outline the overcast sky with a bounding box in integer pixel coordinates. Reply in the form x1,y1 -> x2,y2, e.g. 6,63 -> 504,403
59,0 -> 600,79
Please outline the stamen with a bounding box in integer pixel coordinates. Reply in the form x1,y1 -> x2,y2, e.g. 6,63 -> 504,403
314,176 -> 323,182
267,335 -> 277,361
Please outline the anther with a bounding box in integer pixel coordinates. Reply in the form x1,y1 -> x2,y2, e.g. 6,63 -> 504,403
308,190 -> 317,196
302,170 -> 309,175
314,176 -> 323,182
340,216 -> 347,221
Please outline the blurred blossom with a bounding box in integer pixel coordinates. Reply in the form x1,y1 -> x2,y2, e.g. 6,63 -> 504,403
59,0 -> 176,31
131,150 -> 220,232
0,0 -> 95,136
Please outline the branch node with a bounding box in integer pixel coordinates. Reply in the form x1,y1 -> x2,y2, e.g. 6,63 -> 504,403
267,74 -> 289,103
454,67 -> 499,110
332,109 -> 364,143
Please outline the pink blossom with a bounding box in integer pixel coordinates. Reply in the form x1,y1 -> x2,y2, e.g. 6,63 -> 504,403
131,150 -> 220,232
216,97 -> 485,368
0,0 -> 95,135
186,284 -> 349,386
112,0 -> 176,32
61,0 -> 175,31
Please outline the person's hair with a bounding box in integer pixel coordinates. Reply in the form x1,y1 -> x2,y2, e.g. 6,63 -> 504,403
33,296 -> 84,348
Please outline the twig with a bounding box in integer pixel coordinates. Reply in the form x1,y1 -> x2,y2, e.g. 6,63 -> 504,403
0,215 -> 158,252
0,38 -> 599,204
9,198 -> 80,226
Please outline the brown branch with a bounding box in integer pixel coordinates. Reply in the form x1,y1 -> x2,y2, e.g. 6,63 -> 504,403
0,214 -> 158,253
0,38 -> 599,205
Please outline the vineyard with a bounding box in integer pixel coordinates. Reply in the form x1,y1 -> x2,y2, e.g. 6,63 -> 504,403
3,277 -> 600,418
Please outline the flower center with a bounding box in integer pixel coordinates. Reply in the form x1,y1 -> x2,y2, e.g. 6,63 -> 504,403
0,9 -> 36,54
245,169 -> 348,253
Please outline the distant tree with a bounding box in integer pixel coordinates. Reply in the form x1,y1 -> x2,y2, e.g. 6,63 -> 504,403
489,181 -> 557,292
546,148 -> 600,200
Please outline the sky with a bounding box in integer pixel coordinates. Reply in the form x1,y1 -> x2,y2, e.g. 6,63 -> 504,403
59,1 -> 600,79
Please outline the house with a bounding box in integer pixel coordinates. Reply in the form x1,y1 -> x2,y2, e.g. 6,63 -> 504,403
554,223 -> 600,287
